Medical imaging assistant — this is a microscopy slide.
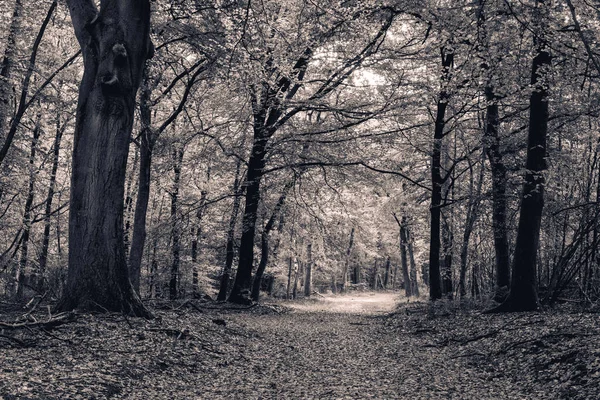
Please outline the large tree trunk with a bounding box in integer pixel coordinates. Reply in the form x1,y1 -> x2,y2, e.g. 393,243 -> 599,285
429,46 -> 454,300
57,0 -> 153,317
228,131 -> 268,304
493,3 -> 550,312
217,159 -> 243,301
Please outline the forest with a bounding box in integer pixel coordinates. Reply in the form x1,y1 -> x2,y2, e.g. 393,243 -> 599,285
0,0 -> 599,398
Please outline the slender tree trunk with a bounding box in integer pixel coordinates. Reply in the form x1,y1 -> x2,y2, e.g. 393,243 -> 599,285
292,258 -> 299,299
304,243 -> 313,297
0,0 -> 56,168
493,3 -> 550,312
58,0 -> 153,316
251,183 -> 290,302
458,156 -> 484,298
484,92 -> 511,293
123,146 -> 139,257
383,256 -> 391,290
191,190 -> 207,297
341,227 -> 355,292
38,113 -> 65,291
217,160 -> 243,301
429,46 -> 454,300
395,213 -> 411,296
169,147 -> 184,300
287,256 -> 293,299
0,0 -> 22,142
407,227 -> 419,296
478,0 -> 511,297
15,117 -> 41,298
128,64 -> 155,293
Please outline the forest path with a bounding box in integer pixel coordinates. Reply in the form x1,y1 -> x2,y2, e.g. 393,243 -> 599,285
201,293 -> 531,399
3,294 -> 592,399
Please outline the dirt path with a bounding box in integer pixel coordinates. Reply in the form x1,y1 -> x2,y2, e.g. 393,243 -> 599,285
199,293 -> 532,400
3,294 -> 594,399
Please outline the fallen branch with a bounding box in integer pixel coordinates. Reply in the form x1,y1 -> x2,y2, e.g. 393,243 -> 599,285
0,311 -> 76,330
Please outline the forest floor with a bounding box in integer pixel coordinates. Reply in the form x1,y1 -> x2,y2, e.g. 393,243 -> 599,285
0,292 -> 599,399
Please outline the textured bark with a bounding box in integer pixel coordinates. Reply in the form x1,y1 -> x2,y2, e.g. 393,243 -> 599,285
429,47 -> 454,300
251,183 -> 290,302
304,243 -> 313,297
15,117 -> 40,298
484,93 -> 511,292
228,133 -> 268,304
128,65 -> 154,292
0,0 -> 22,143
217,160 -> 243,301
478,0 -> 511,297
57,0 -> 153,317
493,4 -> 550,312
407,228 -> 419,297
169,147 -> 184,300
458,157 -> 484,298
395,213 -> 411,296
38,113 -> 66,289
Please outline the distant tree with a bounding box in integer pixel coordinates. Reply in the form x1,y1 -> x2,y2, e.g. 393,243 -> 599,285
57,0 -> 154,316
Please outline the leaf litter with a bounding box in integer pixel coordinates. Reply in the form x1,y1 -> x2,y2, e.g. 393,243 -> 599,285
0,293 -> 598,399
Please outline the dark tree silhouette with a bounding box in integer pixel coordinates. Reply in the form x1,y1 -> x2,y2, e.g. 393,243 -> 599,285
57,0 -> 154,316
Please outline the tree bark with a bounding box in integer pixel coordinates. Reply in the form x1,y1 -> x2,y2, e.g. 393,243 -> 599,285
0,0 -> 22,143
478,0 -> 511,298
191,190 -> 207,297
458,156 -> 484,298
429,46 -> 454,300
304,243 -> 313,297
57,0 -> 153,317
15,115 -> 41,298
217,159 -> 243,301
407,227 -> 419,297
395,213 -> 411,297
38,112 -> 66,290
493,3 -> 550,312
169,147 -> 184,300
485,94 -> 511,293
251,182 -> 290,302
341,227 -> 355,292
228,131 -> 268,304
